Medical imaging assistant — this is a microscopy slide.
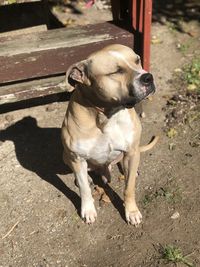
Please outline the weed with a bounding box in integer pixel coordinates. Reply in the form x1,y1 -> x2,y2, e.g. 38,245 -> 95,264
167,128 -> 178,138
184,58 -> 200,93
161,245 -> 195,267
166,21 -> 178,32
143,183 -> 182,206
177,43 -> 190,54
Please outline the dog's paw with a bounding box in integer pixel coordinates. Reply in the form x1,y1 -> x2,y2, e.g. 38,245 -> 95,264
125,209 -> 142,226
81,200 -> 97,224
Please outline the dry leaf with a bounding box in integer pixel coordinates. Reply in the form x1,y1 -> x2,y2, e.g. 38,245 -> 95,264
101,192 -> 111,203
92,185 -> 104,198
93,186 -> 111,203
118,175 -> 125,181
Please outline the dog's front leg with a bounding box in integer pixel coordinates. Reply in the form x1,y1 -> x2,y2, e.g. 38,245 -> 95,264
123,147 -> 142,226
71,160 -> 97,224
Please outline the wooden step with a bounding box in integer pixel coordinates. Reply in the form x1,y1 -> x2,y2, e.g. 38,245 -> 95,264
0,22 -> 134,85
0,21 -> 134,106
0,75 -> 66,105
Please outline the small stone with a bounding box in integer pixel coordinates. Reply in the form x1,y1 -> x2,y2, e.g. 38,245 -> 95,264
174,68 -> 182,73
151,37 -> 163,44
141,111 -> 146,118
171,211 -> 180,219
169,143 -> 175,150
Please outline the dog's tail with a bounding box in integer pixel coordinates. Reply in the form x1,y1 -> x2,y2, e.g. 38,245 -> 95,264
140,136 -> 159,152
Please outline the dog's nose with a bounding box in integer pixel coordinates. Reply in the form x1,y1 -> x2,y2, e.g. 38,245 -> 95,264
140,73 -> 153,85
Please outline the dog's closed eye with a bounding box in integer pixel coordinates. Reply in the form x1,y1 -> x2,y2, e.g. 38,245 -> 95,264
107,66 -> 125,76
135,56 -> 141,65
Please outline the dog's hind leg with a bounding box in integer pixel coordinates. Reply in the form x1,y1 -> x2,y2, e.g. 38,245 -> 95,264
101,165 -> 112,184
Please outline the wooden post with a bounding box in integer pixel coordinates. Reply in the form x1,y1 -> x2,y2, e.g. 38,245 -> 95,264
132,0 -> 152,71
143,0 -> 153,71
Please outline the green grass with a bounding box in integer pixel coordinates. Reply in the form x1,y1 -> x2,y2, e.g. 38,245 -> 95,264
161,245 -> 195,267
166,21 -> 178,32
177,43 -> 190,55
143,184 -> 182,206
184,58 -> 200,93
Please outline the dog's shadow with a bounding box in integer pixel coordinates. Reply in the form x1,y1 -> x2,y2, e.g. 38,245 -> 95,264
0,116 -> 125,221
0,116 -> 81,211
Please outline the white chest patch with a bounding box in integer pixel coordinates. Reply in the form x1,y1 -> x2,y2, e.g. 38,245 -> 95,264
72,109 -> 135,165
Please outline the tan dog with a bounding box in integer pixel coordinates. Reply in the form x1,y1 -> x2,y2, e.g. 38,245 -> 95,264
61,44 -> 157,225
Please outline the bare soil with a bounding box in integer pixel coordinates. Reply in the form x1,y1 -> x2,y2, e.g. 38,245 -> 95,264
0,3 -> 200,267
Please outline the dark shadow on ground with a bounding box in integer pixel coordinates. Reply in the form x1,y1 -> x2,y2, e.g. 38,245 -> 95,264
0,116 -> 81,211
153,0 -> 200,29
0,92 -> 70,114
90,171 -> 126,222
0,116 -> 126,221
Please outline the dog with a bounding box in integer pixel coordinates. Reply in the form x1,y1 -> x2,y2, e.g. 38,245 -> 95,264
61,44 -> 157,225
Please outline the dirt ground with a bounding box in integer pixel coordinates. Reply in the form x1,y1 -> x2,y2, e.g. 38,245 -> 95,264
0,2 -> 200,267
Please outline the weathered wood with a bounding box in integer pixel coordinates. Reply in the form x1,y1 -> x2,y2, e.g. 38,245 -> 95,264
0,24 -> 115,56
0,75 -> 66,105
0,0 -> 41,6
0,22 -> 133,84
0,25 -> 47,38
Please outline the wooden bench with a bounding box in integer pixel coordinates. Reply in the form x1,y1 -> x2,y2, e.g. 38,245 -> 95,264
0,0 -> 153,106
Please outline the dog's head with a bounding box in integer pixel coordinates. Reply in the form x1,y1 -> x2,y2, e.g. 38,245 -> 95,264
65,44 -> 155,108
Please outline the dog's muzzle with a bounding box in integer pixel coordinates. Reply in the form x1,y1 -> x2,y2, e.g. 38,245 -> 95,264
124,72 -> 156,108
137,72 -> 155,98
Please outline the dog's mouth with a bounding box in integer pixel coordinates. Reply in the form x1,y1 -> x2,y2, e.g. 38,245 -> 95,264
124,82 -> 155,108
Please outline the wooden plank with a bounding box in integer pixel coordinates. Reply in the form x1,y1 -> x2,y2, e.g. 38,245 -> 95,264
0,0 -> 41,6
0,24 -> 114,56
0,75 -> 66,105
0,22 -> 134,84
0,25 -> 47,38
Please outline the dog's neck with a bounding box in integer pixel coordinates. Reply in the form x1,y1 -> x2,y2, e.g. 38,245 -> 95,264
77,85 -> 124,117
73,86 -> 125,130
85,97 -> 123,118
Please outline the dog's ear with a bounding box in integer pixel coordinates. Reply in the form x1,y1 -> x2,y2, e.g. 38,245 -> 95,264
65,60 -> 90,92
